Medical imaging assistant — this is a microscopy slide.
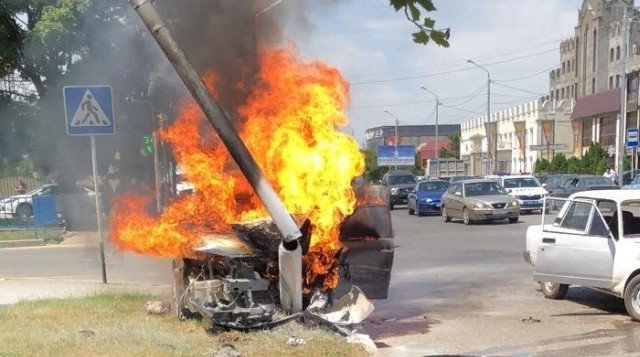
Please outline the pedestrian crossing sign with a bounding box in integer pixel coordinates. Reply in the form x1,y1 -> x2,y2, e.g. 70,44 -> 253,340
64,85 -> 115,135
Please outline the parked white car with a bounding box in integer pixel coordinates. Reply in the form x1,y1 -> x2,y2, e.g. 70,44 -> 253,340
497,175 -> 548,213
524,190 -> 640,320
0,184 -> 56,218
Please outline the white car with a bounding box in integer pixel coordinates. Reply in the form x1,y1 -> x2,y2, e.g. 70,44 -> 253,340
0,184 -> 56,218
498,175 -> 548,213
524,191 -> 640,320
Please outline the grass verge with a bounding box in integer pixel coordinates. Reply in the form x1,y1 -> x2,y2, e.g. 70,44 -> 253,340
0,292 -> 366,356
0,228 -> 62,243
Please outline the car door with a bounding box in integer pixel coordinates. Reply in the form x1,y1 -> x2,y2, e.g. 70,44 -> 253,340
407,183 -> 418,211
534,199 -> 615,288
448,183 -> 463,216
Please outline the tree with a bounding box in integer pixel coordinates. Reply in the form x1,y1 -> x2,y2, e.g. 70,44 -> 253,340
581,142 -> 609,175
534,158 -> 550,174
549,154 -> 567,173
566,157 -> 581,174
389,0 -> 450,46
439,132 -> 460,159
362,150 -> 388,182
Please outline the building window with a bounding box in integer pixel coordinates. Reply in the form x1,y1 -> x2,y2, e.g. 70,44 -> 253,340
562,62 -> 566,74
592,29 -> 597,72
582,121 -> 592,147
628,75 -> 639,103
617,46 -> 621,60
611,48 -> 615,62
592,78 -> 596,94
610,76 -> 614,89
616,75 -> 620,88
561,88 -> 565,99
600,117 -> 616,147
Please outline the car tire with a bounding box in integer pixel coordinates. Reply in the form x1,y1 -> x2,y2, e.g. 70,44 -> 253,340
16,203 -> 32,220
540,281 -> 569,300
624,275 -> 640,321
442,206 -> 450,222
509,217 -> 519,224
462,208 -> 472,225
408,206 -> 414,215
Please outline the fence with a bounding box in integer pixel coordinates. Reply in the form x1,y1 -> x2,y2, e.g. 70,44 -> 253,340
0,195 -> 63,244
0,177 -> 46,198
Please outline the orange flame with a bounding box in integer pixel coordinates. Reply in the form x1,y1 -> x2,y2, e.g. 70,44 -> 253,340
110,48 -> 364,290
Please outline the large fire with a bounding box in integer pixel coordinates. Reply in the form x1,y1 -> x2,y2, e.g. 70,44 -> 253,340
110,49 -> 364,291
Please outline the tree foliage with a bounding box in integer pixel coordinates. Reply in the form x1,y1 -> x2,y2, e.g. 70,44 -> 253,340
534,158 -> 550,174
534,142 -> 611,176
439,132 -> 460,159
362,150 -> 389,182
389,0 -> 450,46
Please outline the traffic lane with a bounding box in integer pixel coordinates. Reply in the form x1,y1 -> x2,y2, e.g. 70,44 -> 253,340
0,242 -> 171,285
365,209 -> 639,355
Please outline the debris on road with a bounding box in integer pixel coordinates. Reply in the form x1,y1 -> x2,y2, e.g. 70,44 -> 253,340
521,316 -> 541,323
77,329 -> 95,337
145,300 -> 171,315
213,344 -> 241,357
286,336 -> 307,346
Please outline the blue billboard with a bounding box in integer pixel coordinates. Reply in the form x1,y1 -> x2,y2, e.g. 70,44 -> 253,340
377,145 -> 415,167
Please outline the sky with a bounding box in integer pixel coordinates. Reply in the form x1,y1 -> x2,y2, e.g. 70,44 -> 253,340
282,0 -> 584,146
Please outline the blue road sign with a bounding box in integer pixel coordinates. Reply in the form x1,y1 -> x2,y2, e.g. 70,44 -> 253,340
628,128 -> 639,148
64,86 -> 115,135
377,145 -> 416,166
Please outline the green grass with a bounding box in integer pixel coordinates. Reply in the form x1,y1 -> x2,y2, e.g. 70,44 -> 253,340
0,292 -> 366,357
0,228 -> 62,243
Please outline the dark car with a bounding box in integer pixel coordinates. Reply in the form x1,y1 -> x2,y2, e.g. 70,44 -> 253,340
549,175 -> 619,209
407,179 -> 450,216
449,175 -> 474,184
381,170 -> 416,210
541,174 -> 578,193
622,170 -> 640,186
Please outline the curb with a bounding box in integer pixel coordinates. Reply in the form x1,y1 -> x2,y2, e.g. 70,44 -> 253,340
0,239 -> 45,249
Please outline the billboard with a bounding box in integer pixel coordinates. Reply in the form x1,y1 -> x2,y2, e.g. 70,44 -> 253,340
377,145 -> 415,167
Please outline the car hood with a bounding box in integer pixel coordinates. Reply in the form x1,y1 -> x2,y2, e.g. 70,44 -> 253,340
506,187 -> 547,196
416,191 -> 444,200
467,195 -> 513,204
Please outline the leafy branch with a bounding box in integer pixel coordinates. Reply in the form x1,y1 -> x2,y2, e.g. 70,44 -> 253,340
390,0 -> 450,47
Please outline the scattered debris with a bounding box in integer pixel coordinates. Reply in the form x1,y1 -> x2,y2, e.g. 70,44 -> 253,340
77,329 -> 96,337
307,286 -> 374,326
213,344 -> 241,357
383,318 -> 396,323
286,337 -> 307,346
346,333 -> 378,354
521,316 -> 541,323
145,300 -> 171,315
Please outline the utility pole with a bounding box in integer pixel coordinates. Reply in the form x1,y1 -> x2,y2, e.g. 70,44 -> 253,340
384,110 -> 400,170
420,85 -> 441,175
617,2 -> 630,187
467,59 -> 493,173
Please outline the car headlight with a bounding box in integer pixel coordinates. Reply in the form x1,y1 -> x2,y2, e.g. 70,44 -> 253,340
474,202 -> 489,209
390,187 -> 399,194
511,201 -> 519,206
424,198 -> 433,203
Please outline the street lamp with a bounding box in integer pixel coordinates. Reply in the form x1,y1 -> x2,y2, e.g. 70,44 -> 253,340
467,59 -> 494,174
383,110 -> 400,170
420,85 -> 441,176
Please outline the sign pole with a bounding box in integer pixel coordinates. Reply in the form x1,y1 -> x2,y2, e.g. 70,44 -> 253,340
91,135 -> 108,284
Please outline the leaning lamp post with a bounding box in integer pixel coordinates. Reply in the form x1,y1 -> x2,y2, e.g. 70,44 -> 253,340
467,59 -> 493,174
420,85 -> 441,176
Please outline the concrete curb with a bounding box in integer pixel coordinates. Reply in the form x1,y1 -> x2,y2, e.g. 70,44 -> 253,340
0,239 -> 45,249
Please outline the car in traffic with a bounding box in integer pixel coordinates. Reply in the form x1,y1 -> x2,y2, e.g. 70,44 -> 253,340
497,175 -> 548,214
524,190 -> 640,320
548,175 -> 618,209
407,179 -> 450,216
624,175 -> 640,190
441,179 -> 520,225
622,169 -> 640,186
0,183 -> 56,219
381,170 -> 416,210
540,174 -> 578,193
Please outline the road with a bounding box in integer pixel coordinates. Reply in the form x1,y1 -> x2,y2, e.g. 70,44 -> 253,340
365,209 -> 640,356
2,211 -> 640,355
0,232 -> 172,304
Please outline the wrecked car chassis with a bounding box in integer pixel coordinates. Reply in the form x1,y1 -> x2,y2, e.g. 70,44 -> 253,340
172,202 -> 394,330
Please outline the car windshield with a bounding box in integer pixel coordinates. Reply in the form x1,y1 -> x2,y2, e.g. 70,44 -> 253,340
583,177 -> 614,186
465,182 -> 507,196
502,177 -> 540,188
450,176 -> 473,183
388,175 -> 415,185
26,186 -> 45,196
418,181 -> 449,192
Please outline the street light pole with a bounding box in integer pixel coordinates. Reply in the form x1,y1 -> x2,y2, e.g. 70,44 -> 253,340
467,59 -> 493,174
617,2 -> 630,186
420,85 -> 441,176
384,110 -> 400,170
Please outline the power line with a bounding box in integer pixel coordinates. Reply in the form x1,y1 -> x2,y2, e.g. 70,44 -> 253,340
351,99 -> 435,109
441,104 -> 484,115
351,48 -> 557,86
492,82 -> 547,96
493,66 -> 557,82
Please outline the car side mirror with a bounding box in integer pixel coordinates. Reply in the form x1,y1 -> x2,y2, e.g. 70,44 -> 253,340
454,191 -> 462,196
542,183 -> 547,188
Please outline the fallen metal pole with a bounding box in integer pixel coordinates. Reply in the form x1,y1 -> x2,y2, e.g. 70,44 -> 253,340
130,0 -> 302,313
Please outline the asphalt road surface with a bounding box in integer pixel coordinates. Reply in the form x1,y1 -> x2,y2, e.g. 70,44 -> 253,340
2,210 -> 640,356
365,208 -> 640,356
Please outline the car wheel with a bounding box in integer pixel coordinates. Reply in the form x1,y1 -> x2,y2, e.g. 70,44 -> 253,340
16,203 -> 32,220
540,281 -> 568,299
408,206 -> 414,215
442,206 -> 450,222
509,217 -> 519,224
624,275 -> 640,321
462,208 -> 472,225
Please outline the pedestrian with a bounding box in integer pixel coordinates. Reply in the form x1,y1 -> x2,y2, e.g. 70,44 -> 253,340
15,180 -> 27,194
603,166 -> 619,184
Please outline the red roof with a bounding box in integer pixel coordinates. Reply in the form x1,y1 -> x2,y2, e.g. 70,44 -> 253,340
571,89 -> 628,120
